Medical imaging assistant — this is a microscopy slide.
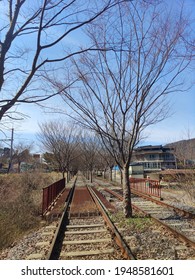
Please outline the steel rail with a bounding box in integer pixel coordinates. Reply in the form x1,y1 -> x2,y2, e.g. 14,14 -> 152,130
152,216 -> 195,250
88,186 -> 136,260
132,189 -> 195,218
46,176 -> 77,260
105,188 -> 195,218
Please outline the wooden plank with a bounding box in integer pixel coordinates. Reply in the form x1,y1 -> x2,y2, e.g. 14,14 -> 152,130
167,223 -> 184,226
65,229 -> 107,235
36,241 -> 50,247
175,245 -> 188,250
66,223 -> 104,229
181,229 -> 195,232
61,248 -> 114,257
42,231 -> 54,236
63,238 -> 112,245
26,254 -> 43,260
45,225 -> 57,230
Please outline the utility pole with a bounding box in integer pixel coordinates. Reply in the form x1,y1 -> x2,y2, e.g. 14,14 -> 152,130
7,128 -> 14,173
0,128 -> 14,172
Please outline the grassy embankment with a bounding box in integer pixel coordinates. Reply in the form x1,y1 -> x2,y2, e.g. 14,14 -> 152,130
0,172 -> 61,250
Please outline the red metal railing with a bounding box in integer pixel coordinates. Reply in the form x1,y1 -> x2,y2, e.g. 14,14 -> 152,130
130,177 -> 161,198
42,178 -> 65,215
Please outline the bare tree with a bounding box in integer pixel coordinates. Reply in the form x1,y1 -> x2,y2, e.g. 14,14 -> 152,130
79,131 -> 100,183
0,0 -> 124,122
97,143 -> 116,181
43,152 -> 58,171
166,131 -> 195,204
38,120 -> 80,179
53,1 -> 194,217
169,129 -> 195,169
13,142 -> 32,173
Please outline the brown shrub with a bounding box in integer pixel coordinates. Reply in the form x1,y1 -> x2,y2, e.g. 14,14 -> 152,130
0,171 -> 61,250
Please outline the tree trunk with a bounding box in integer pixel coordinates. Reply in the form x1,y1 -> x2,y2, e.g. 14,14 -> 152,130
122,165 -> 132,218
120,170 -> 123,184
109,166 -> 113,181
90,170 -> 93,183
18,161 -> 21,173
103,169 -> 106,179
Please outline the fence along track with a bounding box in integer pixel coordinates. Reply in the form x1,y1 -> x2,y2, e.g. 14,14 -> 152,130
42,178 -> 66,216
130,177 -> 162,199
46,183 -> 136,260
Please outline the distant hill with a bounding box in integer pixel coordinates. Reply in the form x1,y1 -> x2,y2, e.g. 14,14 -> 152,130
165,138 -> 195,161
166,138 -> 195,146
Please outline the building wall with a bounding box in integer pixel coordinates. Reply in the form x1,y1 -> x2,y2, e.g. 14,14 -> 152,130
129,164 -> 144,178
132,145 -> 176,173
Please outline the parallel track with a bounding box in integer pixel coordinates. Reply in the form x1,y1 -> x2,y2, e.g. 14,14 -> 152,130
103,188 -> 195,250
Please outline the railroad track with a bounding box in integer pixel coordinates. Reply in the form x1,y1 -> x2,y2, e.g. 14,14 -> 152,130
30,175 -> 136,260
102,187 -> 195,251
89,178 -> 195,259
25,176 -> 195,260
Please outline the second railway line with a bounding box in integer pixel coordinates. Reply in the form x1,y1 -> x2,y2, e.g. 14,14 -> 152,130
94,177 -> 195,259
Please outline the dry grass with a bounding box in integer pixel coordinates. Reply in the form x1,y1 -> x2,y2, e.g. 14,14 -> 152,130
162,173 -> 195,206
0,171 -> 62,250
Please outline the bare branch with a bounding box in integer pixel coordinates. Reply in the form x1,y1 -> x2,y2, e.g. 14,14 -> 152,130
55,0 -> 193,217
0,0 -> 123,121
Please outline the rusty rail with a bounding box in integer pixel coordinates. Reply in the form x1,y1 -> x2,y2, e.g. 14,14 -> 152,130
130,177 -> 161,198
42,178 -> 65,215
47,178 -> 77,260
103,188 -> 195,249
88,186 -> 136,260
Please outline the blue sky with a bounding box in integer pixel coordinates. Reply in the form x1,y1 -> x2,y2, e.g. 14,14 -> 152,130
11,83 -> 194,153
0,0 -> 194,153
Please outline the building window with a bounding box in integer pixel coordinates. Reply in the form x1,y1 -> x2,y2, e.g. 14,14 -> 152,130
144,162 -> 161,169
149,154 -> 155,159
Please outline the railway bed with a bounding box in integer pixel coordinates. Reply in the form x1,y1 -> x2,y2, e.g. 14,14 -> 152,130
107,188 -> 195,246
94,181 -> 195,259
26,175 -> 135,260
48,185 -> 129,260
2,175 -> 195,260
58,215 -> 124,260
